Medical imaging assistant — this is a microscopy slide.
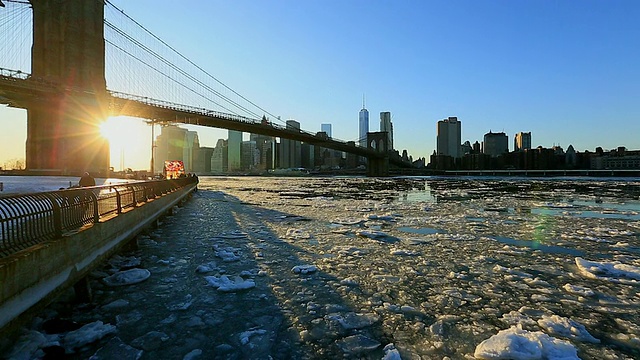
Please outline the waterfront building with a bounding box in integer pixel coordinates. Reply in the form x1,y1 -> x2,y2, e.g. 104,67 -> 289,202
436,117 -> 462,158
380,112 -> 394,150
483,131 -> 509,157
210,139 -> 228,174
182,130 -> 199,173
280,120 -> 302,168
241,141 -> 260,170
228,130 -> 242,172
515,132 -> 532,152
193,146 -> 214,174
153,125 -> 195,173
321,124 -> 332,138
250,133 -> 276,170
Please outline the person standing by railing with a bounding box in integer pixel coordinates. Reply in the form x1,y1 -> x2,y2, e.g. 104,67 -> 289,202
78,172 -> 95,187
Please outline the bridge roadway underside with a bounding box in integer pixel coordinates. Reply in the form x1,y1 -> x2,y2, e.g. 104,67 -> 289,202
0,184 -> 196,336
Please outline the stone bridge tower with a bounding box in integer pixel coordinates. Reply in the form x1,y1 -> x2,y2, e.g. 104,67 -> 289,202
366,131 -> 390,177
27,0 -> 109,175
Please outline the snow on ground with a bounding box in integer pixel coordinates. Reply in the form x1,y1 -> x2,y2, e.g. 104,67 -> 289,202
3,177 -> 639,359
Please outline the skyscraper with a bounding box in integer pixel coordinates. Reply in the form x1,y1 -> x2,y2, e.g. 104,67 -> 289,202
379,111 -> 394,150
358,97 -> 369,147
514,132 -> 532,152
321,123 -> 332,138
154,125 -> 199,173
280,120 -> 302,168
228,130 -> 242,172
436,117 -> 462,158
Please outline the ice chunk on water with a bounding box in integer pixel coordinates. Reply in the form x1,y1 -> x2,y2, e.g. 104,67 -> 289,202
64,321 -> 116,353
291,265 -> 318,274
103,268 -> 150,286
285,228 -> 312,239
575,257 -> 640,284
474,325 -> 579,360
562,283 -> 595,297
537,314 -> 600,343
205,275 -> 255,292
356,230 -> 399,243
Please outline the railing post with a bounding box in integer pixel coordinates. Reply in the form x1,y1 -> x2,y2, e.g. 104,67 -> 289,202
113,187 -> 122,214
129,185 -> 136,207
43,193 -> 62,238
88,191 -> 99,223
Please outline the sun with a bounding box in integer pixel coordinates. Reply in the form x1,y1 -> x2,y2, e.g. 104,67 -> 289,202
99,116 -> 153,170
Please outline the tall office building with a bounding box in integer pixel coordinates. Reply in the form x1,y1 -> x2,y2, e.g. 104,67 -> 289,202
484,131 -> 509,157
379,111 -> 394,150
210,139 -> 228,174
280,120 -> 302,168
154,125 -> 199,173
358,99 -> 369,147
436,117 -> 462,158
183,130 -> 199,172
321,123 -> 332,138
514,132 -> 532,152
228,130 -> 242,172
250,133 -> 275,170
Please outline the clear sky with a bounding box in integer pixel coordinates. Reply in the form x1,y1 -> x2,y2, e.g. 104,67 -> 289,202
1,0 -> 639,170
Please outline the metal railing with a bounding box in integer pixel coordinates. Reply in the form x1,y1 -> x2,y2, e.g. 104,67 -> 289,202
0,177 -> 197,258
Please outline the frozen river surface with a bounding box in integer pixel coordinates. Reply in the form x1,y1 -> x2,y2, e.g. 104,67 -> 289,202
3,176 -> 640,359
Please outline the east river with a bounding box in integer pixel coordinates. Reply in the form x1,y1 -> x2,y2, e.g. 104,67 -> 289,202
2,176 -> 640,359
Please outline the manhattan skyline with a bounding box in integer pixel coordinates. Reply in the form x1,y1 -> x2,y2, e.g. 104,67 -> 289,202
0,0 -> 639,170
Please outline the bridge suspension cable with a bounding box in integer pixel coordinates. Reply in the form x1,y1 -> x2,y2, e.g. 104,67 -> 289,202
103,0 -> 282,124
0,0 -> 31,73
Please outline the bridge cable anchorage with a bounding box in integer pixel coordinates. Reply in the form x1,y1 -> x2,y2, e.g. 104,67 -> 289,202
103,0 -> 278,120
103,21 -> 258,118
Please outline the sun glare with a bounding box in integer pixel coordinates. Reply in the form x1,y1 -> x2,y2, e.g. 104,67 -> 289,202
100,116 -> 152,170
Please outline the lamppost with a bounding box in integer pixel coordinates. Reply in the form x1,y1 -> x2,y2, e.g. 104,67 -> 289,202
149,119 -> 156,176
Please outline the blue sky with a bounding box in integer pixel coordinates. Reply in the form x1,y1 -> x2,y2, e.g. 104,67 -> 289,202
1,0 -> 639,170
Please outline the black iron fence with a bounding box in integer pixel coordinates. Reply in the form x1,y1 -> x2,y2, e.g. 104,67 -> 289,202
0,177 -> 197,257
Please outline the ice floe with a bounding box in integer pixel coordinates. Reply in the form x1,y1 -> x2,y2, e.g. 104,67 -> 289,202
102,268 -> 150,287
474,325 -> 579,360
204,275 -> 256,292
291,264 -> 318,274
575,257 -> 640,284
537,314 -> 600,343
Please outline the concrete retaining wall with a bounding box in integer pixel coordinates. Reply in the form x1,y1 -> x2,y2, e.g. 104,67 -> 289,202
0,184 -> 196,335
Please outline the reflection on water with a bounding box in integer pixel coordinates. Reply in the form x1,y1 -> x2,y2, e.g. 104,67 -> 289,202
492,236 -> 586,257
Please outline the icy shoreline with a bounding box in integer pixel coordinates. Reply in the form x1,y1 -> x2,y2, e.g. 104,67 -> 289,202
3,177 -> 639,359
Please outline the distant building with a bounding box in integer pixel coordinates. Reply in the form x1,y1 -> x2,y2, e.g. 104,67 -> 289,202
241,141 -> 260,170
250,133 -> 275,170
321,123 -> 332,138
514,132 -> 532,152
193,146 -> 214,174
280,120 -> 302,168
183,130 -> 199,172
483,131 -> 508,157
154,125 -> 200,173
211,139 -> 228,174
228,130 -> 242,172
358,101 -> 369,147
379,112 -> 394,150
436,116 -> 462,158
